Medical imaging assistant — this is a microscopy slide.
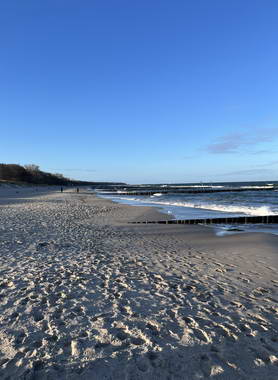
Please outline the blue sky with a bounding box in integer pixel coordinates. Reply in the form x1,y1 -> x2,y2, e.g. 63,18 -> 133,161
1,0 -> 277,183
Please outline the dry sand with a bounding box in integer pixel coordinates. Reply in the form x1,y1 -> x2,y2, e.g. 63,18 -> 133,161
0,186 -> 277,379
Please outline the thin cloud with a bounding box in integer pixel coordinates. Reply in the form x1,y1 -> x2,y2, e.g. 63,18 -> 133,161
182,155 -> 195,160
218,159 -> 278,177
253,160 -> 278,168
220,168 -> 273,176
207,138 -> 240,154
250,150 -> 270,155
250,149 -> 278,155
206,128 -> 278,154
269,160 -> 278,166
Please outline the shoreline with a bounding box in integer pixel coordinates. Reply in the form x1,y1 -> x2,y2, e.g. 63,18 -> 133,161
96,191 -> 278,236
0,188 -> 278,379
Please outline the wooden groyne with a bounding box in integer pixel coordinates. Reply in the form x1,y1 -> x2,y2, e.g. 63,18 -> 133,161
130,215 -> 278,225
108,187 -> 275,196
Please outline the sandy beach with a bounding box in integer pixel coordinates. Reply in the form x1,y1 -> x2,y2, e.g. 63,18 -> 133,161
0,186 -> 278,379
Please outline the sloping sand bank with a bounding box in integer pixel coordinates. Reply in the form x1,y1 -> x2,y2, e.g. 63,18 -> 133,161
0,188 -> 277,379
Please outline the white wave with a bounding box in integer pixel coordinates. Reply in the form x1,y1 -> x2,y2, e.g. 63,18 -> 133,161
97,191 -> 119,194
240,186 -> 273,189
182,204 -> 275,216
150,193 -> 163,197
116,197 -> 277,216
168,185 -> 224,188
117,197 -> 139,202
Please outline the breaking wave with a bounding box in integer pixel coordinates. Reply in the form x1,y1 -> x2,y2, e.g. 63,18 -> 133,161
116,197 -> 277,216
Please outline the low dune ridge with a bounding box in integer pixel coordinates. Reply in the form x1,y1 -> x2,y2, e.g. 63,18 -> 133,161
0,187 -> 277,379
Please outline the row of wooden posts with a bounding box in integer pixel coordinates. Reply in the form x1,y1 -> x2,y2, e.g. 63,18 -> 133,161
111,187 -> 275,196
131,215 -> 278,225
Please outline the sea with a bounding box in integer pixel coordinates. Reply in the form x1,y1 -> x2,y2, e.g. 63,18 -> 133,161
95,181 -> 278,235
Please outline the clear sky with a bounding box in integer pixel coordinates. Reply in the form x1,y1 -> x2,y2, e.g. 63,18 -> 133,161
1,0 -> 278,184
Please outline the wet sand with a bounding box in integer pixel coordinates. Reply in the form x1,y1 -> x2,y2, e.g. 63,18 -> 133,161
0,186 -> 277,379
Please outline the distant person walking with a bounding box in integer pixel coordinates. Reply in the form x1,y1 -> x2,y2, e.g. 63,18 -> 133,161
76,188 -> 79,193
61,187 -> 63,193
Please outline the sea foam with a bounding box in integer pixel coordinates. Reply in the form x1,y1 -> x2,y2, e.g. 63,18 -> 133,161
117,197 -> 277,216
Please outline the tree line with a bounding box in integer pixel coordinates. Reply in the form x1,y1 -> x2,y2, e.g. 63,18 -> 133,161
0,163 -> 71,185
0,163 -> 125,187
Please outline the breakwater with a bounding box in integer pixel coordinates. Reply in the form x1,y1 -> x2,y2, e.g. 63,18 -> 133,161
130,215 -> 278,225
107,187 -> 275,196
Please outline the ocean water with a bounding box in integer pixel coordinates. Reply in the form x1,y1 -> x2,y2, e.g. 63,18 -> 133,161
96,181 -> 278,235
